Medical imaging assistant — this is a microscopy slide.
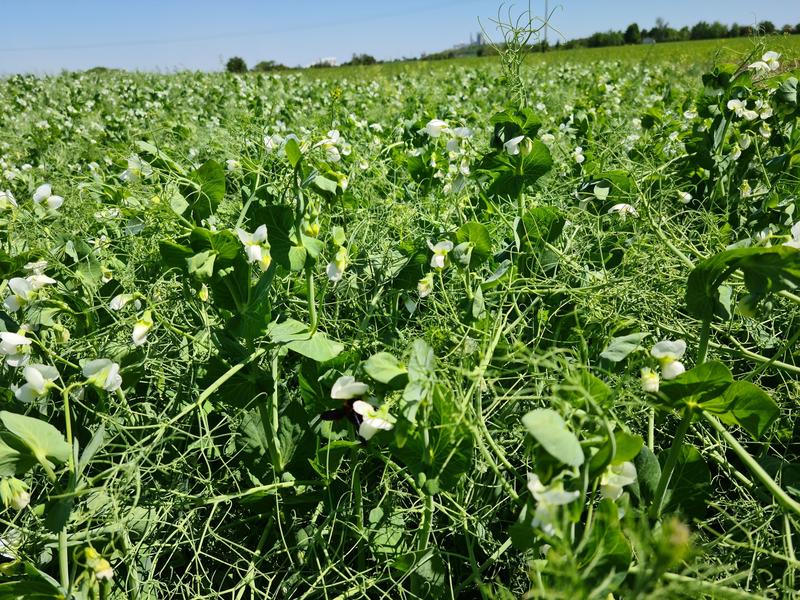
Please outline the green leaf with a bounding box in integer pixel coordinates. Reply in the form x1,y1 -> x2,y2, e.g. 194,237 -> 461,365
285,138 -> 302,168
455,222 -> 492,268
600,332 -> 649,362
776,77 -> 797,108
658,361 -> 733,408
0,436 -> 37,477
702,381 -> 779,440
159,240 -> 194,272
392,385 -> 472,489
287,331 -> 344,363
0,412 -> 70,471
136,140 -> 185,174
686,246 -> 800,321
186,250 -> 216,280
518,206 -> 565,250
661,445 -> 710,520
313,175 -> 338,194
267,319 -> 343,363
402,340 -> 436,421
364,352 -> 408,384
630,445 -> 661,505
578,498 -> 632,579
190,228 -> 240,262
267,319 -> 309,343
185,160 -> 226,220
522,409 -> 584,467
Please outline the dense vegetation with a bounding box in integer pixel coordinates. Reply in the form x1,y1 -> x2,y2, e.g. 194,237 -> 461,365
0,34 -> 799,599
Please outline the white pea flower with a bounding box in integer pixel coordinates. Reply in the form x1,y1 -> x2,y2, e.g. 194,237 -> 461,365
527,473 -> 580,537
540,133 -> 555,144
3,278 -> 35,312
109,293 -> 134,310
453,126 -> 473,138
783,222 -> 800,249
264,133 -> 284,152
352,400 -> 395,440
651,339 -> 687,380
132,310 -> 153,346
326,246 -> 349,282
748,51 -> 780,73
417,272 -> 434,298
236,225 -> 272,271
678,191 -> 693,204
85,548 -> 114,581
593,185 -> 610,201
24,260 -> 48,275
26,274 -> 57,291
641,367 -> 660,393
428,240 -> 453,269
226,159 -> 240,171
82,359 -> 123,392
14,364 -> 59,403
331,375 -> 368,400
32,183 -> 64,211
423,119 -> 449,138
504,135 -> 526,156
727,99 -> 758,121
573,146 -> 585,164
0,478 -> 30,511
600,461 -> 637,500
120,154 -> 152,183
608,203 -> 638,217
759,123 -> 771,139
0,331 -> 32,367
0,190 -> 17,211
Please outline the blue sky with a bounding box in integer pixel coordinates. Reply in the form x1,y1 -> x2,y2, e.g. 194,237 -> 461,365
1,0 -> 796,73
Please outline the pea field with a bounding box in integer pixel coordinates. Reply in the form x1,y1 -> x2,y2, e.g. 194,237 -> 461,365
1,33 -> 800,599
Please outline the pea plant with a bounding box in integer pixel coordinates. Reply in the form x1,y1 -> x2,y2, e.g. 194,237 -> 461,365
0,21 -> 798,599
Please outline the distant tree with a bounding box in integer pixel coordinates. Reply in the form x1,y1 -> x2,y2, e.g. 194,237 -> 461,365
709,21 -> 727,38
795,23 -> 800,34
226,56 -> 248,73
691,21 -> 712,40
728,23 -> 742,37
624,23 -> 641,44
782,24 -> 793,34
587,30 -> 625,48
758,21 -> 776,34
344,53 -> 378,66
252,60 -> 287,72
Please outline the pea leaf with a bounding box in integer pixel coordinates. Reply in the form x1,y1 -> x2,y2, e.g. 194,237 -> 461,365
522,409 -> 584,467
600,332 -> 649,362
455,222 -> 492,268
0,412 -> 70,471
284,138 -> 302,168
701,381 -> 779,440
658,361 -> 733,408
364,352 -> 408,385
686,246 -> 800,321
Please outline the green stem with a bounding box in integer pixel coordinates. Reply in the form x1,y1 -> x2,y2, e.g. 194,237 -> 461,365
59,383 -> 78,597
703,412 -> 800,517
411,493 -> 435,595
696,317 -> 711,365
649,408 -> 693,519
306,264 -> 318,335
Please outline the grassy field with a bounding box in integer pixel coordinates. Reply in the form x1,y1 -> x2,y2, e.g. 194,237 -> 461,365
0,33 -> 798,599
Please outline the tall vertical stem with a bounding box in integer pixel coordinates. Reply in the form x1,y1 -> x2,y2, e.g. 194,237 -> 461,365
649,408 -> 693,519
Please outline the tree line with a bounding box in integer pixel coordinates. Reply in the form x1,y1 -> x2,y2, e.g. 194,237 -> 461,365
225,18 -> 799,72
